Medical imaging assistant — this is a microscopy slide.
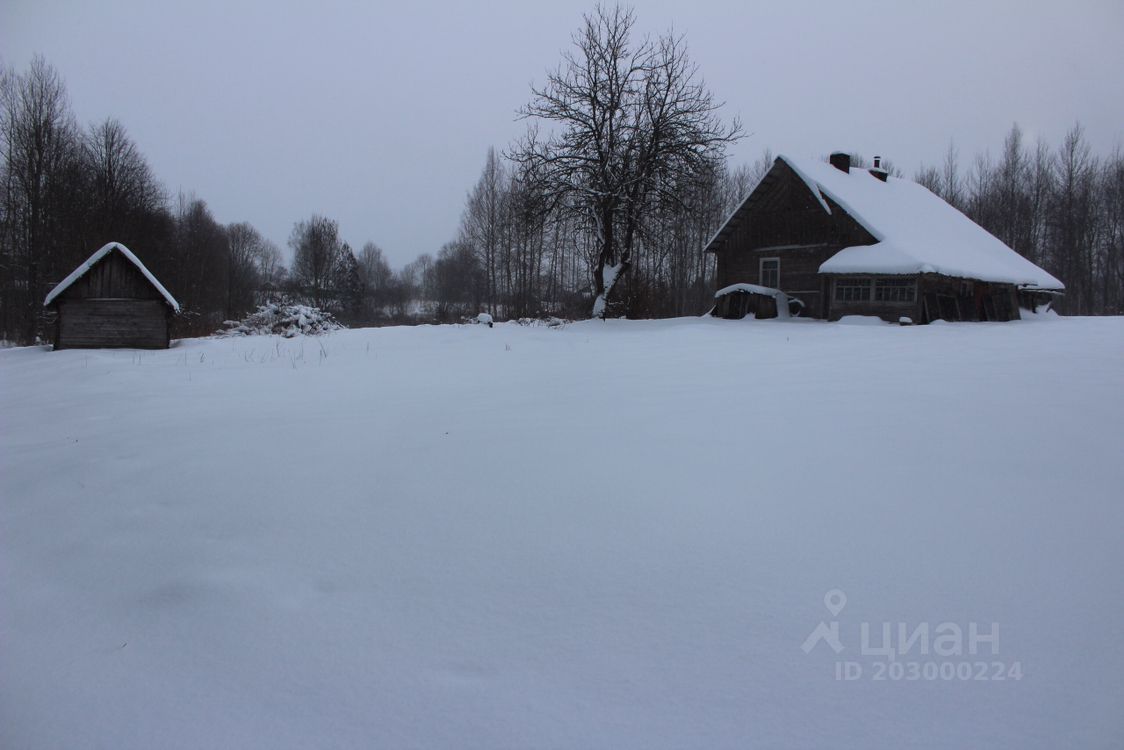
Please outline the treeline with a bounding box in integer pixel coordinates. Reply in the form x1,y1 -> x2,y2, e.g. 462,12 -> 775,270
0,58 -> 275,342
428,121 -> 1124,320
0,57 -> 428,345
5,12 -> 1123,345
424,147 -> 765,321
402,5 -> 1124,320
915,124 -> 1124,315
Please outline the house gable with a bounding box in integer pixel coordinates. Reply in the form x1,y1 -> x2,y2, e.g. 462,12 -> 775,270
708,158 -> 875,316
44,242 -> 180,311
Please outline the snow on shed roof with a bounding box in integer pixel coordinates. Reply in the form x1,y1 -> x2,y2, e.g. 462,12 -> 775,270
777,155 -> 1064,290
44,242 -> 180,311
714,282 -> 786,299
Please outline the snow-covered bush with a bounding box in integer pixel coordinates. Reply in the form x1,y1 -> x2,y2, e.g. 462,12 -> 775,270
217,303 -> 343,338
512,316 -> 569,328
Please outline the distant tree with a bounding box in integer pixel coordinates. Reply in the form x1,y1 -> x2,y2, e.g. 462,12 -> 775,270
1100,150 -> 1124,313
941,141 -> 965,209
358,241 -> 392,290
358,240 -> 392,317
225,222 -> 266,319
433,241 -> 482,320
1048,124 -> 1101,314
915,164 -> 942,195
401,252 -> 435,301
171,195 -> 228,333
82,118 -> 165,248
0,56 -> 80,341
461,148 -> 506,314
382,273 -> 413,320
290,214 -> 343,308
745,148 -> 775,189
256,239 -> 286,289
334,243 -> 366,321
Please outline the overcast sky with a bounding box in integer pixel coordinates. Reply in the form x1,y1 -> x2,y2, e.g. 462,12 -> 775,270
4,0 -> 1123,268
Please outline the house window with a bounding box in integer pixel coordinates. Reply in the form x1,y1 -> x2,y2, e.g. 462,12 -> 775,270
760,258 -> 779,288
834,278 -> 872,302
874,278 -> 917,303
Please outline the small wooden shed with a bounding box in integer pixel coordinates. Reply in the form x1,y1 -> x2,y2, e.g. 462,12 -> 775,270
44,242 -> 179,350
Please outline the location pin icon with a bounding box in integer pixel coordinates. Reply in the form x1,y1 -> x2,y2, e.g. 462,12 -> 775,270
824,589 -> 847,617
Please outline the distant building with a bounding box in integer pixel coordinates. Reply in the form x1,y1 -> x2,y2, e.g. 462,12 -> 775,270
44,242 -> 180,349
705,153 -> 1063,323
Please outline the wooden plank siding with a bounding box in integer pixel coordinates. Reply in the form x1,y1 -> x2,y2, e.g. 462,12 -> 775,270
55,299 -> 170,349
56,252 -> 164,302
916,275 -> 1020,323
50,249 -> 173,349
713,162 -> 876,319
717,244 -> 838,318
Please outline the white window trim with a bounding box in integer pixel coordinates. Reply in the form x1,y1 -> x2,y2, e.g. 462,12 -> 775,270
759,257 -> 780,289
833,277 -> 873,303
873,278 -> 918,304
833,277 -> 918,304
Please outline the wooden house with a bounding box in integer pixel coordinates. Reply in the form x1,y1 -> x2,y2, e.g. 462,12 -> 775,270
705,153 -> 1063,323
44,242 -> 180,349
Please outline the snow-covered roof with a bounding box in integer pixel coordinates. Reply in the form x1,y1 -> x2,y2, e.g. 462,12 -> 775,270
714,282 -> 786,299
777,156 -> 1064,290
44,242 -> 180,311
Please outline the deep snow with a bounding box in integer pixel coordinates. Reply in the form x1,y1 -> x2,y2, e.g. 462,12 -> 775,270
2,316 -> 1122,748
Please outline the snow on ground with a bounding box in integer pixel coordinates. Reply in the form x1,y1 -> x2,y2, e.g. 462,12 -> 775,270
2,316 -> 1123,749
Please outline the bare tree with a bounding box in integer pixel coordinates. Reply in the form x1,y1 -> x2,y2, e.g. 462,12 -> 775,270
942,140 -> 964,209
0,56 -> 79,341
433,241 -> 482,320
512,4 -> 741,317
1049,124 -> 1101,313
290,214 -> 343,308
225,222 -> 266,319
171,195 -> 228,332
1101,150 -> 1124,313
256,239 -> 285,289
82,117 -> 165,247
461,148 -> 506,314
358,241 -> 392,291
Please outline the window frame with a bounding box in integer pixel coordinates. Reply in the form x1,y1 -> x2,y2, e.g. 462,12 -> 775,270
759,257 -> 780,289
833,277 -> 872,303
873,277 -> 917,304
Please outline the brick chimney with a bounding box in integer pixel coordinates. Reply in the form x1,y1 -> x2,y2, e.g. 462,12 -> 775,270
829,152 -> 851,174
870,155 -> 889,182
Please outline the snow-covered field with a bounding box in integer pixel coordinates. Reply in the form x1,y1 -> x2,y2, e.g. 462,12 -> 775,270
2,316 -> 1122,749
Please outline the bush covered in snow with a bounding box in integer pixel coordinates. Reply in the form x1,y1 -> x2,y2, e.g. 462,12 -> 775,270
218,303 -> 343,338
512,316 -> 569,328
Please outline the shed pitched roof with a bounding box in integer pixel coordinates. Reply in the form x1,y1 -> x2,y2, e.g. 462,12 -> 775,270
44,242 -> 180,311
707,155 -> 1064,291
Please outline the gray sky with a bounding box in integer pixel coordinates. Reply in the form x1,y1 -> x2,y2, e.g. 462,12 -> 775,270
4,0 -> 1123,268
